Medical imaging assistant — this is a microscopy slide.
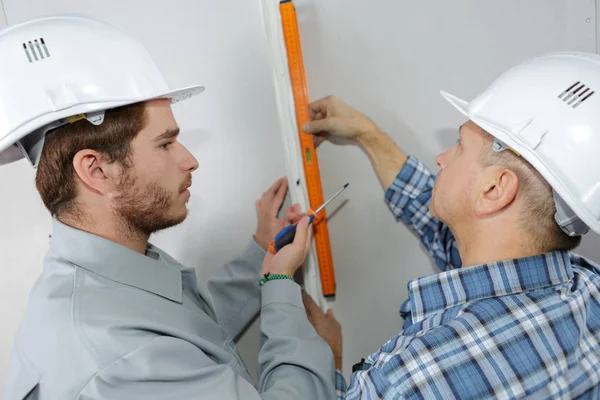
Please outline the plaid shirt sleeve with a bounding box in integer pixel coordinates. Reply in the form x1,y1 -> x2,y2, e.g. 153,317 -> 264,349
384,155 -> 461,271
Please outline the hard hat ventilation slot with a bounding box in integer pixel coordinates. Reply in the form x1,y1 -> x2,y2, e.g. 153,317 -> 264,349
558,81 -> 595,108
22,38 -> 51,63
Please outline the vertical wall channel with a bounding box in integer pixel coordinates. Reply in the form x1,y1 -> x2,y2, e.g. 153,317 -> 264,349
0,0 -> 8,29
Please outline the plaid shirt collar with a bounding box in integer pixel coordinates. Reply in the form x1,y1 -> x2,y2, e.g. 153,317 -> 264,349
401,251 -> 574,324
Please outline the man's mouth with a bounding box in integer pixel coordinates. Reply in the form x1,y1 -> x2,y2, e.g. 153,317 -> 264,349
180,177 -> 192,192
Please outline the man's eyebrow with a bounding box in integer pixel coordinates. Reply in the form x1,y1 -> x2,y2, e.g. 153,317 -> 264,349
154,128 -> 180,142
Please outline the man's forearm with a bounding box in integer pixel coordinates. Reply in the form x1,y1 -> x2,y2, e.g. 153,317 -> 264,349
358,126 -> 408,191
258,280 -> 336,398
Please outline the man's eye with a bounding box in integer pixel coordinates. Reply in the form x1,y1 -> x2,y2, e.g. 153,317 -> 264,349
160,141 -> 174,150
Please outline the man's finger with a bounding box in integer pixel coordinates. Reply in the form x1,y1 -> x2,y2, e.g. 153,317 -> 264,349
308,96 -> 334,116
267,177 -> 285,198
271,178 -> 288,215
313,135 -> 326,148
288,211 -> 304,221
303,118 -> 335,135
303,223 -> 313,255
302,291 -> 322,315
285,206 -> 303,224
293,216 -> 310,249
308,105 -> 325,120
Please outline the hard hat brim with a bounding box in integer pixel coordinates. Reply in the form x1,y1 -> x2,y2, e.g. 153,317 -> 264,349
152,85 -> 205,104
440,90 -> 519,156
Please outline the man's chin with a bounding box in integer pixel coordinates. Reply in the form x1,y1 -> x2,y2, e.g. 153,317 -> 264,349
169,207 -> 189,227
429,199 -> 438,219
144,208 -> 188,235
429,202 -> 452,227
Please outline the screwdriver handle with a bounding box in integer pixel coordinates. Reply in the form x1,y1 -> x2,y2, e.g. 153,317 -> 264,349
268,211 -> 316,254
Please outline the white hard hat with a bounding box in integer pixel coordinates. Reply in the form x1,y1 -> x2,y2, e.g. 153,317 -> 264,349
0,15 -> 204,167
441,52 -> 600,236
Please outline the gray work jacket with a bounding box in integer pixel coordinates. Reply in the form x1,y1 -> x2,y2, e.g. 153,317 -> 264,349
5,221 -> 335,399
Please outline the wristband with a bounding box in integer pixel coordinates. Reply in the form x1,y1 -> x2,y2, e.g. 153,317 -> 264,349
259,272 -> 294,286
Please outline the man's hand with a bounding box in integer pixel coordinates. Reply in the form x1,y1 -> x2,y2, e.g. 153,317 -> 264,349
254,177 -> 303,251
303,96 -> 378,145
306,96 -> 408,191
260,216 -> 312,277
302,291 -> 342,370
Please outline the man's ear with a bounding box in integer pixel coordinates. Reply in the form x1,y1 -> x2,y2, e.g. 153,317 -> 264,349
72,150 -> 121,195
475,168 -> 519,217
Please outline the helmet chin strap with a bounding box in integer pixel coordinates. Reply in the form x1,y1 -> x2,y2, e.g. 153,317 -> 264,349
491,138 -> 588,237
17,111 -> 105,168
553,190 -> 590,237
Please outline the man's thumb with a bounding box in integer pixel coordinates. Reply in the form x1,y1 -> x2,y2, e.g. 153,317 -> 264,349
303,118 -> 334,134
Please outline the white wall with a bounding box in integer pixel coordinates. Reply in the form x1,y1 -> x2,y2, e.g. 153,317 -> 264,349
1,0 -> 599,394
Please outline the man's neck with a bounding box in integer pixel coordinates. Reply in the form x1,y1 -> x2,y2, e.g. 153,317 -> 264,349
59,214 -> 149,254
454,223 -> 543,268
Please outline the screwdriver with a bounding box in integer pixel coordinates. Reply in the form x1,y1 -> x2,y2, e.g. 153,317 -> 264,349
268,183 -> 349,254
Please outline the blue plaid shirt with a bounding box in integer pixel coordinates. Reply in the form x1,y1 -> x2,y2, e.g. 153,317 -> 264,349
336,155 -> 600,399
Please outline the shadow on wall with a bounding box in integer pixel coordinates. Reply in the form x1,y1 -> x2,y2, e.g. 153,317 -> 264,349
326,198 -> 349,222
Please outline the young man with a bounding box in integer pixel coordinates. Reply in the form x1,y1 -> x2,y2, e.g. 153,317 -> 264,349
303,52 -> 600,398
3,16 -> 334,399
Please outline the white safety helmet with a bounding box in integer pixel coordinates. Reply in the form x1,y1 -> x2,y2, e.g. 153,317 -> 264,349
442,52 -> 600,236
0,15 -> 204,167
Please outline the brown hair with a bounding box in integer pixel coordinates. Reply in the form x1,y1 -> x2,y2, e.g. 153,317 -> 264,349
35,103 -> 147,219
479,137 -> 581,252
